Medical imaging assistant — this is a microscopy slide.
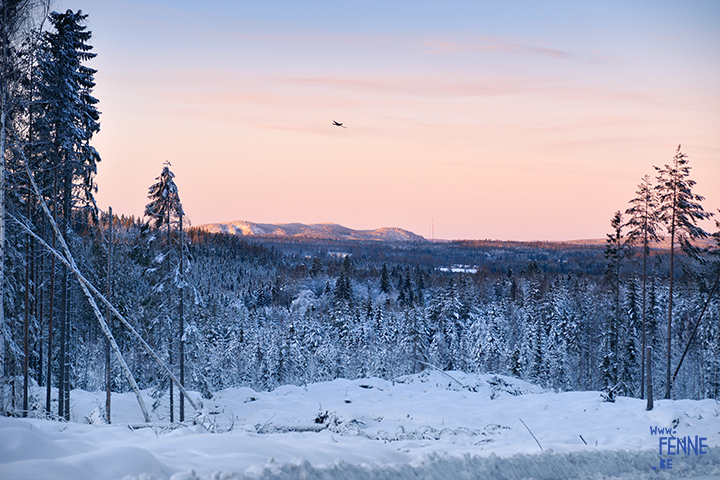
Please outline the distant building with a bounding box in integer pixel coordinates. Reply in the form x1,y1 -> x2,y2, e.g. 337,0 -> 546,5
439,265 -> 478,274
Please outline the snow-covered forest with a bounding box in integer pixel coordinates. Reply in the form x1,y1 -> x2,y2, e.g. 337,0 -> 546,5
4,208 -> 720,419
1,4 -> 720,426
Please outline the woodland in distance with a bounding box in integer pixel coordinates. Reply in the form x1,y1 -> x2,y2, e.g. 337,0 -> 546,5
1,5 -> 719,423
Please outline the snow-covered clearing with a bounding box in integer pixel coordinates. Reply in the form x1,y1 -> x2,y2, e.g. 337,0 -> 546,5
2,371 -> 719,479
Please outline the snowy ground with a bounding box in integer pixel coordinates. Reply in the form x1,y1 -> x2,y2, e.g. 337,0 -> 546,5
1,370 -> 719,479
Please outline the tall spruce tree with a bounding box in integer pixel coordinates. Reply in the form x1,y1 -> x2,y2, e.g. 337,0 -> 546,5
654,145 -> 712,398
144,163 -> 183,421
625,175 -> 661,398
37,9 -> 100,209
33,9 -> 100,419
602,211 -> 625,393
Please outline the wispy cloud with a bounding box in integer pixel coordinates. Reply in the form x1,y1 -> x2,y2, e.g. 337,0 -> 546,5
422,37 -> 573,59
276,76 -> 549,98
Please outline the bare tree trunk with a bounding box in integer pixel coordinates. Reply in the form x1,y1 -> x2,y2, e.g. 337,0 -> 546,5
37,215 -> 44,389
640,228 -> 648,399
179,210 -> 184,422
23,194 -> 31,416
105,206 -> 112,423
646,346 -> 653,410
45,169 -> 57,414
59,171 -> 71,419
30,222 -> 37,384
666,219 -> 675,399
58,271 -> 66,417
58,265 -> 67,417
167,207 -> 173,423
169,343 -> 174,422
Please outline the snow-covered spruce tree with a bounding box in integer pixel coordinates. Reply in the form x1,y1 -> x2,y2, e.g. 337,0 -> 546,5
380,263 -> 390,294
32,9 -> 100,420
654,146 -> 712,398
143,164 -> 184,420
445,284 -> 463,370
36,9 -> 100,213
601,211 -> 626,394
620,277 -> 641,397
624,175 -> 661,399
563,274 -> 596,390
401,307 -> 428,374
545,276 -> 579,391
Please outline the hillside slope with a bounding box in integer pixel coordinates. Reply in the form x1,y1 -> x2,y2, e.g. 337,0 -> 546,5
197,220 -> 426,242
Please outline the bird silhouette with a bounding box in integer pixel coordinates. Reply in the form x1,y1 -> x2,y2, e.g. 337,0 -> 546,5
332,120 -> 346,128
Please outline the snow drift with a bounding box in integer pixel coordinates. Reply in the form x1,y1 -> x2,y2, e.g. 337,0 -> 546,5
1,371 -> 719,480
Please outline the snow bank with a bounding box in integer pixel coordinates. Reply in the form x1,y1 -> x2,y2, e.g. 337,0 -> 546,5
2,371 -> 719,480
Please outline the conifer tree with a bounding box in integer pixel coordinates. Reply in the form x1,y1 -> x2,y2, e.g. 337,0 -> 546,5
402,307 -> 428,374
33,9 -> 100,419
625,175 -> 660,398
380,263 -> 390,294
654,146 -> 712,398
333,256 -> 353,305
602,211 -> 625,392
145,164 -> 183,231
144,163 -> 184,420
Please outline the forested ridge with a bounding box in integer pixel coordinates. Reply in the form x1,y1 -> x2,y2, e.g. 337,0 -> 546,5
1,4 -> 719,422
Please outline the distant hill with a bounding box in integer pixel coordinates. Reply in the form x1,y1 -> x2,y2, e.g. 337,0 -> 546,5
196,220 -> 427,243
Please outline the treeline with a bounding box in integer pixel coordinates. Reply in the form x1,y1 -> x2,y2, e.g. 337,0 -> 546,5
259,236 -> 612,277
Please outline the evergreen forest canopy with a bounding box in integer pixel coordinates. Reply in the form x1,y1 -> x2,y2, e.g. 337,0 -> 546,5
1,5 -> 719,423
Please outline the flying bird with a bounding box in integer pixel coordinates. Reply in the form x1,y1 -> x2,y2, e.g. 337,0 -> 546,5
332,120 -> 346,128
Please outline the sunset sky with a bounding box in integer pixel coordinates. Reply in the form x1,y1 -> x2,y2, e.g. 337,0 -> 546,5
65,0 -> 719,241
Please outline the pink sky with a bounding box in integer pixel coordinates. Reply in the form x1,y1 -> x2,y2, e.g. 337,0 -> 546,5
75,0 -> 719,241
